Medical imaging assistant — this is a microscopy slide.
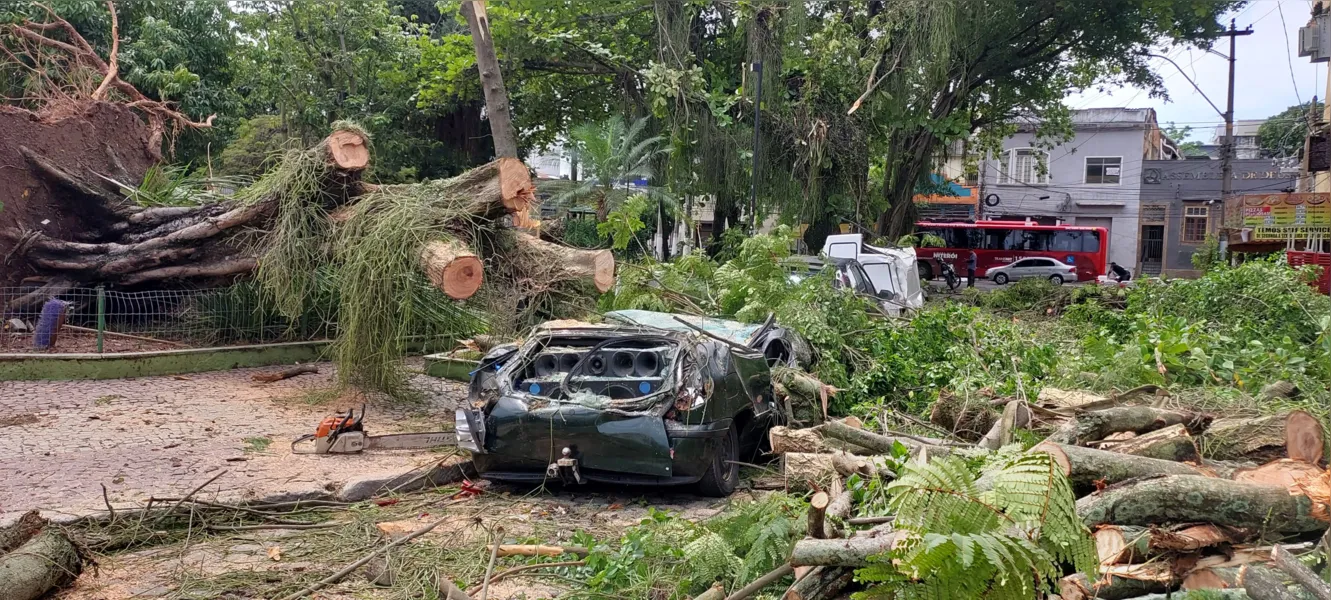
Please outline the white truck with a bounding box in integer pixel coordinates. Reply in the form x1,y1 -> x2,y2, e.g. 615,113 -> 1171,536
821,234 -> 925,313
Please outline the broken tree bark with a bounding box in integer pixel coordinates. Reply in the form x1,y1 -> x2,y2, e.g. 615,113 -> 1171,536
1233,459 -> 1327,489
420,239 -> 484,300
1094,524 -> 1238,565
1060,571 -> 1170,600
1046,406 -> 1210,446
1103,423 -> 1201,462
977,399 -> 1030,450
0,528 -> 83,600
514,232 -> 615,292
1033,441 -> 1209,492
490,544 -> 589,558
460,1 -> 518,159
1205,412 -> 1325,465
0,511 -> 46,554
1077,475 -> 1327,532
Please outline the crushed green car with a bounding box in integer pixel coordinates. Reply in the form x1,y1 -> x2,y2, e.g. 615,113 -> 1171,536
455,310 -> 807,496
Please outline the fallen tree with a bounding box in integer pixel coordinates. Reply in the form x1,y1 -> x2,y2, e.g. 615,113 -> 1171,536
0,527 -> 83,600
1205,411 -> 1325,465
1046,406 -> 1211,446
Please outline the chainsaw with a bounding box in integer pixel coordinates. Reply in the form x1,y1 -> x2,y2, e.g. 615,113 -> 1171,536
292,406 -> 457,454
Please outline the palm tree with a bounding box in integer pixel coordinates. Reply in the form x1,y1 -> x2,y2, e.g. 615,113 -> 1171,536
557,115 -> 671,222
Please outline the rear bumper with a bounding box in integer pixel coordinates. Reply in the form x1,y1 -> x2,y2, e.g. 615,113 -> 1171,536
466,397 -> 731,485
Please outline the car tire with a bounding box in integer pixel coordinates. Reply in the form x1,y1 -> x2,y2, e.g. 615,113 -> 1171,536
697,424 -> 739,497
1048,274 -> 1064,285
994,272 -> 1009,285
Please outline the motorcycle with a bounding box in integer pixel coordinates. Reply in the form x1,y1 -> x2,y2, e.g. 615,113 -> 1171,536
937,260 -> 963,291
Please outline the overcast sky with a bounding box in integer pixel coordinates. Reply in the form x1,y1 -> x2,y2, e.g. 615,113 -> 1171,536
1064,0 -> 1322,142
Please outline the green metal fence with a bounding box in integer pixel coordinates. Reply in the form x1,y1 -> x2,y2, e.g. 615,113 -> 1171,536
1,285 -> 336,353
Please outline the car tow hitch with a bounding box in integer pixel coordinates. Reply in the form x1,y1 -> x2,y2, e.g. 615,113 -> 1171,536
546,446 -> 585,484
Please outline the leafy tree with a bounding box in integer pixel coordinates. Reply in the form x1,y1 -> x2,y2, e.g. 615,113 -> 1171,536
556,115 -> 671,221
216,115 -> 300,177
1258,101 -> 1324,158
1163,123 -> 1207,157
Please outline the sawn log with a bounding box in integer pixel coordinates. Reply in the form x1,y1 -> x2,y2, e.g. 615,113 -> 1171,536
1076,475 -> 1327,532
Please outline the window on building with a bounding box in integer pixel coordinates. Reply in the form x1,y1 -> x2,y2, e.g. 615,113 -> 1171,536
1182,206 -> 1209,243
1005,149 -> 1048,184
1084,157 -> 1122,184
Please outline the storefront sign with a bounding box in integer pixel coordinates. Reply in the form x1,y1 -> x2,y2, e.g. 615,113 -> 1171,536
1225,193 -> 1331,240
1143,168 -> 1284,183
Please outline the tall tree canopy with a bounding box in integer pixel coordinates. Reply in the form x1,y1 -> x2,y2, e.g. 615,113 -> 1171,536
4,0 -> 1244,241
1258,101 -> 1324,159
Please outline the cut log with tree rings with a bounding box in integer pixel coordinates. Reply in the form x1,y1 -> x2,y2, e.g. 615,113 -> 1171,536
419,239 -> 483,300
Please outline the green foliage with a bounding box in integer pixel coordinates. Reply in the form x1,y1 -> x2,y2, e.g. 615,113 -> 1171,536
1190,235 -> 1223,272
598,194 -> 651,251
971,278 -> 1071,313
557,115 -> 673,221
574,494 -> 806,599
1258,102 -> 1325,158
561,218 -> 605,249
119,164 -> 241,207
858,454 -> 1095,600
216,116 -> 300,177
1163,123 -> 1207,157
1062,257 -> 1331,399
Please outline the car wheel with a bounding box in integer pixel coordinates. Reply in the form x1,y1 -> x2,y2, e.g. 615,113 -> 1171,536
994,272 -> 1009,285
697,424 -> 739,497
1048,274 -> 1064,285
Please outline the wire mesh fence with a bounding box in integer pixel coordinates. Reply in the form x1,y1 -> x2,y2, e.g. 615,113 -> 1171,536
1,285 -> 337,353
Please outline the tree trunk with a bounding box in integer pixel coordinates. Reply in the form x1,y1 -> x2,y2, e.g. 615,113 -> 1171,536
1271,544 -> 1331,600
460,1 -> 518,159
325,129 -> 370,170
1100,423 -> 1200,462
0,528 -> 83,600
420,239 -> 484,300
1033,441 -> 1210,493
513,232 -> 615,292
1046,406 -> 1211,446
1076,475 -> 1327,532
808,492 -> 829,540
977,400 -> 1031,450
789,526 -> 903,567
1205,412 -> 1324,465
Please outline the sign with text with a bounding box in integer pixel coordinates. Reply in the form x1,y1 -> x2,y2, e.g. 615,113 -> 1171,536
1225,193 -> 1331,240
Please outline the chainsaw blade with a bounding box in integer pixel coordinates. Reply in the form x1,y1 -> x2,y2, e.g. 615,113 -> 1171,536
363,432 -> 457,451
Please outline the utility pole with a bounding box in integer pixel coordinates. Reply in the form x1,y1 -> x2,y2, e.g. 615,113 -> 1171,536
1217,18 -> 1254,232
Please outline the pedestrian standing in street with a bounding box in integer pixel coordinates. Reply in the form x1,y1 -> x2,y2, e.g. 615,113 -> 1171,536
966,250 -> 977,288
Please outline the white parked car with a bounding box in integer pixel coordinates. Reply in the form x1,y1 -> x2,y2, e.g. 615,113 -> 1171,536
988,257 -> 1079,285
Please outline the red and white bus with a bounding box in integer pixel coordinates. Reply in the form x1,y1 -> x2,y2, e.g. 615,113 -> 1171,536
913,221 -> 1108,282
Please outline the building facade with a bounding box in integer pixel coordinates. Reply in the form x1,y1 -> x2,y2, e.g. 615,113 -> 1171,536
1138,159 -> 1300,276
979,107 -> 1178,269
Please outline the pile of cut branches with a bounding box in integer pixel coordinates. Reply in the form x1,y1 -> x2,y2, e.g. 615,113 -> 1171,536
718,385 -> 1331,600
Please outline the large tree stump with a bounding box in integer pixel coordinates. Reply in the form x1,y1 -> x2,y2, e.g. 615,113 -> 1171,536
420,239 -> 484,300
782,452 -> 893,491
0,528 -> 83,600
1077,475 -> 1327,532
1046,406 -> 1210,446
768,426 -> 874,456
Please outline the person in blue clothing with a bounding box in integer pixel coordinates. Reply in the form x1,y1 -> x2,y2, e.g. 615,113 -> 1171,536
966,251 -> 977,288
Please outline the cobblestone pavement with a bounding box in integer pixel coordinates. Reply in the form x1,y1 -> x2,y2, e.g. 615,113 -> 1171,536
0,362 -> 466,520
